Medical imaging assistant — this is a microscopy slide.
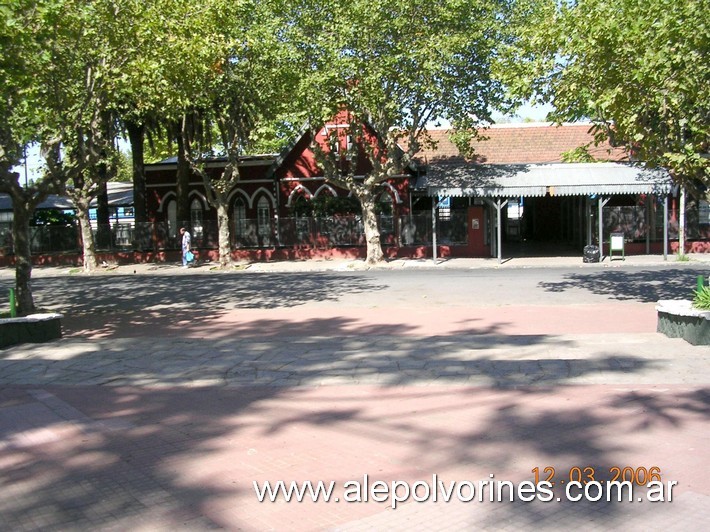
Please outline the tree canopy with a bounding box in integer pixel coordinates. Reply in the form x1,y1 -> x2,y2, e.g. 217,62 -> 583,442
512,0 -> 709,187
4,0 -> 707,287
287,0 -> 515,261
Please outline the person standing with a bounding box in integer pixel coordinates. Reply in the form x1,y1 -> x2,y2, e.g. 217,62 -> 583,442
180,227 -> 191,267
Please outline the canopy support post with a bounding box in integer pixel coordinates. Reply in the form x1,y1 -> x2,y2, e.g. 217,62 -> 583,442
598,196 -> 610,261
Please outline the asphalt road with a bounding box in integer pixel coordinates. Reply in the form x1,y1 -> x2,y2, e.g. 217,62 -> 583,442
18,265 -> 708,314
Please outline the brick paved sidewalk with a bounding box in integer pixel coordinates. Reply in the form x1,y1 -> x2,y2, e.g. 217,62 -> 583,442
1,264 -> 709,530
1,384 -> 708,530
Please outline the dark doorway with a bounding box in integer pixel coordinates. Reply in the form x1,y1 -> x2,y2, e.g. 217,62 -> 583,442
510,195 -> 586,256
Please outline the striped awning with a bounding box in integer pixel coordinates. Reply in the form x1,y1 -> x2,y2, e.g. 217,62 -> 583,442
416,162 -> 674,198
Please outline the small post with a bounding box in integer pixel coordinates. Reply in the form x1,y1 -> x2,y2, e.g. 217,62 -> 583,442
432,196 -> 437,263
698,275 -> 706,294
9,288 -> 17,318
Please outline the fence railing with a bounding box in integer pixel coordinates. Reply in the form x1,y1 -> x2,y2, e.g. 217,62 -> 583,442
1,214 -> 441,255
1,204 -> 707,256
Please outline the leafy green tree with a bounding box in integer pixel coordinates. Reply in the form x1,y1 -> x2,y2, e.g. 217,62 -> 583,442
39,0 -> 122,272
291,0 -> 512,263
0,0 -> 66,313
95,1 -> 224,240
181,0 -> 301,267
513,0 -> 709,187
113,150 -> 133,182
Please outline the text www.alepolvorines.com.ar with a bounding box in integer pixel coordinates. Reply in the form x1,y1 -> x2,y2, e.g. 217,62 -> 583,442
253,474 -> 677,509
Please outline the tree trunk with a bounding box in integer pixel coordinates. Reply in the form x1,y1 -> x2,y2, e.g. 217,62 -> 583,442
96,177 -> 111,249
216,200 -> 232,268
75,199 -> 98,272
357,187 -> 385,264
127,121 -> 151,250
12,199 -> 35,315
176,134 -> 191,228
127,121 -> 147,225
678,185 -> 686,255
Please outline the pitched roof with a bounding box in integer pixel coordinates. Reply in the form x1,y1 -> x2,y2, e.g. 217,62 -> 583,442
414,123 -> 629,164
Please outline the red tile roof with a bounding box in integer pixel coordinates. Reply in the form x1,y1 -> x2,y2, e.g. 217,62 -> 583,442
411,123 -> 629,165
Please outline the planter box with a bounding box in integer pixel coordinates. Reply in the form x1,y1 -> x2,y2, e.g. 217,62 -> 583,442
656,300 -> 710,346
0,313 -> 63,349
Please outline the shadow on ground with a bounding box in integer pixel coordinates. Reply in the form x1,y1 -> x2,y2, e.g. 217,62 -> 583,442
1,383 -> 708,529
539,268 -> 708,302
1,267 -> 707,528
29,272 -> 386,314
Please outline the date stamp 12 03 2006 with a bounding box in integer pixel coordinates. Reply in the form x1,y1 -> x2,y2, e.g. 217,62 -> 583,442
532,465 -> 663,487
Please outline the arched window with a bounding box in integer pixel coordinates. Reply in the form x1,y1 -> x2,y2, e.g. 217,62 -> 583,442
167,200 -> 177,237
292,194 -> 310,217
257,196 -> 271,238
234,197 -> 246,238
190,198 -> 203,239
378,191 -> 393,215
378,192 -> 394,233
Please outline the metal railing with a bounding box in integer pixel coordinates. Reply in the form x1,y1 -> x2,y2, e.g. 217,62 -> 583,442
2,204 -> 705,257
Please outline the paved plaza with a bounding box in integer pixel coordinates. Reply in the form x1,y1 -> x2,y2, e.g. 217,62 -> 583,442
0,255 -> 709,530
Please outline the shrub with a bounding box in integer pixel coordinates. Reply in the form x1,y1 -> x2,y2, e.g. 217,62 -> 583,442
693,286 -> 710,310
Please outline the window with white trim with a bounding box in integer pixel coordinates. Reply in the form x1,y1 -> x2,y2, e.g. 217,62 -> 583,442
190,198 -> 203,239
234,197 -> 246,237
167,200 -> 177,237
257,196 -> 271,237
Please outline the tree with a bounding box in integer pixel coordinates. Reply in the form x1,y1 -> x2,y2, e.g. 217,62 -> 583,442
108,1 -> 223,243
39,0 -> 122,272
0,0 -> 67,314
291,0 -> 512,263
513,0 -> 709,187
180,0 -> 300,268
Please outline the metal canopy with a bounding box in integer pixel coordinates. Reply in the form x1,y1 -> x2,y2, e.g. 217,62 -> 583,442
419,161 -> 674,264
417,162 -> 673,198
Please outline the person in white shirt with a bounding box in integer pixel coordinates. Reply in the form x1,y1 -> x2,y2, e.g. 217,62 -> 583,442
180,227 -> 192,267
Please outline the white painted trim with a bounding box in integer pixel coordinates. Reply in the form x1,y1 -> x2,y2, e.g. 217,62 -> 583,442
286,184 -> 313,207
314,184 -> 338,198
227,188 -> 251,208
157,191 -> 176,213
251,186 -> 276,209
188,190 -> 208,208
281,176 -> 326,182
380,182 -> 403,204
147,179 -> 275,188
280,175 -> 367,182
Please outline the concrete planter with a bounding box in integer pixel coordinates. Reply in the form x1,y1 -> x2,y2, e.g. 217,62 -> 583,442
656,300 -> 710,346
0,313 -> 63,349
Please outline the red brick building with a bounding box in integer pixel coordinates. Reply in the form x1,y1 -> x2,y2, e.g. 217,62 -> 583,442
145,121 -> 694,261
145,119 -> 415,260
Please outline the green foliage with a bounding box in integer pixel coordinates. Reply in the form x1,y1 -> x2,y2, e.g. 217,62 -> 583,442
561,144 -> 597,163
512,0 -> 710,186
113,150 -> 133,182
291,0 -> 512,165
31,209 -> 75,226
144,136 -> 176,164
0,0 -> 57,176
676,253 -> 690,262
693,286 -> 710,310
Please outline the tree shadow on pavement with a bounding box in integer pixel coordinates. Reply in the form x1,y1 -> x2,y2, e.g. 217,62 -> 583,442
30,272 -> 386,314
1,268 -> 708,528
59,311 -> 522,340
539,268 -> 708,303
2,381 -> 707,529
